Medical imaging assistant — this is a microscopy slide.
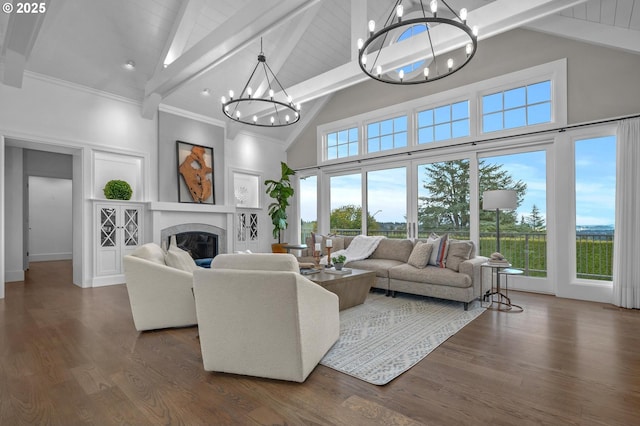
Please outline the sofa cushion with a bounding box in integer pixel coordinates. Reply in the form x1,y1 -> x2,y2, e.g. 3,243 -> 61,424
426,234 -> 449,267
389,264 -> 472,288
131,243 -> 166,265
446,240 -> 474,272
407,241 -> 433,269
165,245 -> 200,272
346,258 -> 405,278
369,238 -> 413,263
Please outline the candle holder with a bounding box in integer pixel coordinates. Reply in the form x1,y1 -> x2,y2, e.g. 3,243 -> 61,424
326,246 -> 332,267
314,250 -> 321,268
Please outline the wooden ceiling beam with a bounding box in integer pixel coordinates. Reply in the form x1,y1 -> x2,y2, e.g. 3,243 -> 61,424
141,0 -> 322,119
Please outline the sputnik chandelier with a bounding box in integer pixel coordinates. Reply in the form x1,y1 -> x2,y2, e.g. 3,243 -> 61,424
357,0 -> 478,85
221,39 -> 301,127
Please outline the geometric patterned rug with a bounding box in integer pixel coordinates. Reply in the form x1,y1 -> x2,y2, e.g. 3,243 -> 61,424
320,291 -> 485,385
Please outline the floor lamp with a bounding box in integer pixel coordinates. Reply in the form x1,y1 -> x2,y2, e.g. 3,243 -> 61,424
482,189 -> 518,309
482,189 -> 518,254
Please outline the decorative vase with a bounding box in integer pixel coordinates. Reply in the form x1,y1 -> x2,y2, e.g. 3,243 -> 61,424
271,243 -> 288,254
334,262 -> 344,271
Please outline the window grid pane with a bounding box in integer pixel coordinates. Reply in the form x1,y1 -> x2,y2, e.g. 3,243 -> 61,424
418,101 -> 469,144
326,127 -> 359,159
367,116 -> 408,153
483,80 -> 552,133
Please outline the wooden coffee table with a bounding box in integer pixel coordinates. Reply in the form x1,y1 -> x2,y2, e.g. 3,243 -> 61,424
306,268 -> 375,310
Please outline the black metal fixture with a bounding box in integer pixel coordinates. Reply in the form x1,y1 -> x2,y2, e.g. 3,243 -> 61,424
221,39 -> 300,127
357,0 -> 478,85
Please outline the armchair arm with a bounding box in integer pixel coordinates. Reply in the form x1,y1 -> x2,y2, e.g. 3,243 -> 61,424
123,256 -> 197,331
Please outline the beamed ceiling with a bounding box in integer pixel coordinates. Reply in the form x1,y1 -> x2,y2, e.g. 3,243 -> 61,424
1,0 -> 638,143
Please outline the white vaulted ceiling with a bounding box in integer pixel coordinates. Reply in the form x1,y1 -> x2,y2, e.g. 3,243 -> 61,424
1,0 -> 638,142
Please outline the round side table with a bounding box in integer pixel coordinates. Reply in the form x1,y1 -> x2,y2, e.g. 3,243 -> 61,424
497,268 -> 524,312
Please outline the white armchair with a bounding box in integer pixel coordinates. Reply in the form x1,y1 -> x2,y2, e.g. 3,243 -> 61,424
123,243 -> 197,331
193,253 -> 339,382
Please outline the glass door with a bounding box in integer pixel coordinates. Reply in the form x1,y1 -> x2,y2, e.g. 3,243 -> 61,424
366,167 -> 407,238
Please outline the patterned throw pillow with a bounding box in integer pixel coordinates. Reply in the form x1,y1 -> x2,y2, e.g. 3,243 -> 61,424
427,233 -> 449,267
408,241 -> 433,269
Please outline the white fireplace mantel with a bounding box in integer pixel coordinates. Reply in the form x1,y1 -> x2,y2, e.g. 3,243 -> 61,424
146,202 -> 235,255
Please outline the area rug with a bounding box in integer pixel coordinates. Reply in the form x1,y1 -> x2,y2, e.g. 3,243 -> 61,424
320,292 -> 485,385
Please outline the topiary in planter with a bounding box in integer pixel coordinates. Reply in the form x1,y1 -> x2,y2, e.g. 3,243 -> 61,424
103,180 -> 133,200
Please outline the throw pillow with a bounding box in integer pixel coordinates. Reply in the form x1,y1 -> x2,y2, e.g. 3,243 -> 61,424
446,240 -> 474,272
131,243 -> 166,265
165,245 -> 200,272
434,234 -> 449,268
408,241 -> 433,269
426,233 -> 442,266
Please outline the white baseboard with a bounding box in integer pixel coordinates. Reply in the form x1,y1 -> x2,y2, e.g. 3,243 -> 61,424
30,252 -> 73,262
92,274 -> 126,287
5,270 -> 25,282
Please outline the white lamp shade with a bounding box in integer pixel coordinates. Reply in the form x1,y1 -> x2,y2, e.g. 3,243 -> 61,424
483,190 -> 517,210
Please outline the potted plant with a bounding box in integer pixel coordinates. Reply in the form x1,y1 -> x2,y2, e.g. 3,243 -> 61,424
103,179 -> 133,200
331,254 -> 347,270
265,162 -> 296,253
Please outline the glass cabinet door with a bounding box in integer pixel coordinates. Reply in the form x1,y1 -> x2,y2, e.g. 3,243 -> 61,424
123,209 -> 140,246
100,208 -> 117,247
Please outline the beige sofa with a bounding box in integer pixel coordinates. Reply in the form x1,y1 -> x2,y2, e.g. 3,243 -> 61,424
301,235 -> 487,310
192,253 -> 339,382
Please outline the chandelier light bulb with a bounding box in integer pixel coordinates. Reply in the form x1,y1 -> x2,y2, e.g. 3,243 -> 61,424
269,89 -> 274,99
473,26 -> 479,36
228,90 -> 234,99
447,58 -> 453,71
398,69 -> 405,81
460,8 -> 467,22
247,87 -> 252,97
376,65 -> 382,77
235,110 -> 241,119
368,20 -> 375,34
295,112 -> 299,118
424,67 -> 429,79
285,115 -> 290,123
357,38 -> 364,50
296,103 -> 301,111
287,95 -> 293,104
466,43 -> 473,56
224,105 -> 229,112
270,116 -> 275,125
362,54 -> 367,65
430,0 -> 438,15
396,5 -> 403,21
253,115 -> 258,123
221,96 -> 226,104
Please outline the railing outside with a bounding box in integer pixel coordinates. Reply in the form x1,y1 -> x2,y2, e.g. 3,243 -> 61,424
304,229 -> 613,281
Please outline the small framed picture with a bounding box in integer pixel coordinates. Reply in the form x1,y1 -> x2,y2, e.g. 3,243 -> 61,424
233,171 -> 261,208
176,141 -> 214,204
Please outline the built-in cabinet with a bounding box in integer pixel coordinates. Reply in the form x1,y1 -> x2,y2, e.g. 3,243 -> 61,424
93,201 -> 143,285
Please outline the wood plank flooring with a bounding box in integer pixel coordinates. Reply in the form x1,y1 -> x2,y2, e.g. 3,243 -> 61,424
1,260 -> 639,425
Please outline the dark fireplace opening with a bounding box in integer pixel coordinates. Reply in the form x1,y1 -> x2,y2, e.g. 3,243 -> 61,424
172,232 -> 218,260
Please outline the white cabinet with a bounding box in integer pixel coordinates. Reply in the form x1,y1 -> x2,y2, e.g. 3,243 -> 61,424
94,201 -> 143,284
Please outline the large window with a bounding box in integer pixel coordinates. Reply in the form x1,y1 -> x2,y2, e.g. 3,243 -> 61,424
367,116 -> 407,153
482,80 -> 551,132
299,176 -> 317,243
575,136 -> 615,281
327,127 -> 358,160
479,151 -> 547,277
367,167 -> 407,238
417,159 -> 470,238
330,173 -> 362,235
418,100 -> 470,144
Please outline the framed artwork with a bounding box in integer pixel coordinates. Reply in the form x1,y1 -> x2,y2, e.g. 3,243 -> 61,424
233,171 -> 261,208
176,141 -> 215,204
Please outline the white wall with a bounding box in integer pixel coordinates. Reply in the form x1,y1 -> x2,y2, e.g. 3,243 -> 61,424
0,72 -> 157,293
28,176 -> 73,262
4,146 -> 24,282
226,131 -> 288,252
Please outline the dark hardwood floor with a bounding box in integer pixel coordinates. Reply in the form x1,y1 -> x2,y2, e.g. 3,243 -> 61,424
1,260 -> 639,425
